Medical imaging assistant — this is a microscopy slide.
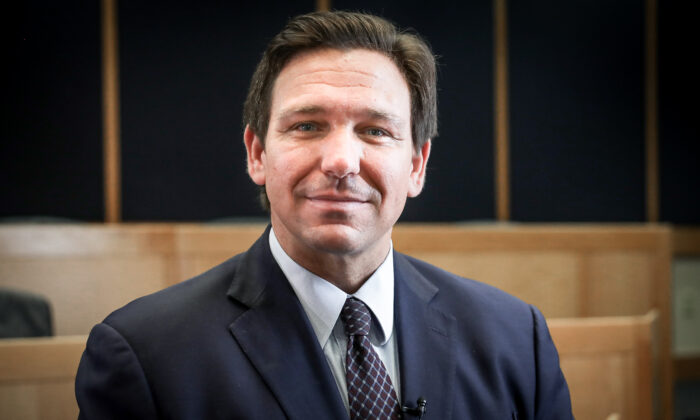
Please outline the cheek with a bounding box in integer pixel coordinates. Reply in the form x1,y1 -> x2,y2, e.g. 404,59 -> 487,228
374,163 -> 411,200
266,149 -> 313,191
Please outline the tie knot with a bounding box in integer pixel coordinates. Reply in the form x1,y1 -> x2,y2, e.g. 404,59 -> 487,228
340,297 -> 371,336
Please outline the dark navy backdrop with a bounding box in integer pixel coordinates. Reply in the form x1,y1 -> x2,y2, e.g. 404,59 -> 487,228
2,0 -> 697,224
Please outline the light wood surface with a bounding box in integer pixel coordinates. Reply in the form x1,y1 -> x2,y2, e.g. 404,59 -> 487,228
0,336 -> 86,420
0,316 -> 658,420
0,222 -> 673,418
390,224 -> 672,420
550,311 -> 658,420
0,224 -> 178,336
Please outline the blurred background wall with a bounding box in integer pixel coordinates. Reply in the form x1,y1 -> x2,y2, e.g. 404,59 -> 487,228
4,0 -> 698,224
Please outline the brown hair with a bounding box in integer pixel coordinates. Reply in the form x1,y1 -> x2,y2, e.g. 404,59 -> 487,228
243,11 -> 438,208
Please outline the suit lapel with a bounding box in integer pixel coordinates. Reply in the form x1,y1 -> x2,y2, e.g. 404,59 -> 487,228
226,229 -> 347,420
394,252 -> 456,420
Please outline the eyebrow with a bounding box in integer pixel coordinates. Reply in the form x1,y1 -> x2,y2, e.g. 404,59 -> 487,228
363,109 -> 404,127
276,106 -> 324,122
276,105 -> 405,128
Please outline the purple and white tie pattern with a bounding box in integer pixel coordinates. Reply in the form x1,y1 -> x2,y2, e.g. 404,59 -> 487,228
341,297 -> 400,420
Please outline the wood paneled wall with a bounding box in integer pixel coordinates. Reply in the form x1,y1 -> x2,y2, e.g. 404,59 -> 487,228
0,224 -> 672,416
0,336 -> 85,420
0,312 -> 658,420
0,223 -> 673,417
6,2 -> 698,224
549,311 -> 658,420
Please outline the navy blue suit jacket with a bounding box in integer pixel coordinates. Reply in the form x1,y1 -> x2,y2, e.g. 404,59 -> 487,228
75,229 -> 573,419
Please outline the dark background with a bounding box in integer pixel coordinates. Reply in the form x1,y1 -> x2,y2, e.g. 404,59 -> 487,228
3,0 -> 698,223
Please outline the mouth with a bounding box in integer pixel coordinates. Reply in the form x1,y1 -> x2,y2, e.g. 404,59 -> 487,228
307,194 -> 369,204
300,181 -> 381,211
307,195 -> 368,212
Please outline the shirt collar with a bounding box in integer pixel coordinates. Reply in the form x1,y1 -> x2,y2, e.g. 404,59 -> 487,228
268,227 -> 395,347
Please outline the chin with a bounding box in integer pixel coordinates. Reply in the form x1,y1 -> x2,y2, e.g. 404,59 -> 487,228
306,224 -> 365,255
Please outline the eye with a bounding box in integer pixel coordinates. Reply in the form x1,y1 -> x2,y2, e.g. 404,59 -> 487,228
364,127 -> 390,137
294,122 -> 317,132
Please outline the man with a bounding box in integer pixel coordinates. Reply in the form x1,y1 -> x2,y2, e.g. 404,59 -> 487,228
76,11 -> 573,419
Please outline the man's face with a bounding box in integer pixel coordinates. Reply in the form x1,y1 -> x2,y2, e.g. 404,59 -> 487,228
245,48 -> 430,261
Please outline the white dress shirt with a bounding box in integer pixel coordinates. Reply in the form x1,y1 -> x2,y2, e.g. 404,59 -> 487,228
268,228 -> 401,412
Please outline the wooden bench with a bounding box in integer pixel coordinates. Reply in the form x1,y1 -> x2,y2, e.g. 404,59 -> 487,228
0,223 -> 673,418
0,336 -> 86,420
550,311 -> 659,420
0,312 -> 659,420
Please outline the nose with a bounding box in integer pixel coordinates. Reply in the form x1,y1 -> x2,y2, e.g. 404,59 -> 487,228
320,128 -> 361,179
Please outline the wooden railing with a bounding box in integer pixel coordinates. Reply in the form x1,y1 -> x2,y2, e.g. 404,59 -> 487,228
0,312 -> 659,420
0,335 -> 86,420
0,223 -> 673,418
550,311 -> 659,420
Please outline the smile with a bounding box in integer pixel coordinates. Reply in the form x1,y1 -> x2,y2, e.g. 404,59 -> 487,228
307,194 -> 368,203
305,194 -> 371,211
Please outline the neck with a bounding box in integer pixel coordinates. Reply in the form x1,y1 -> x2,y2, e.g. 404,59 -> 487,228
271,223 -> 392,294
301,249 -> 389,294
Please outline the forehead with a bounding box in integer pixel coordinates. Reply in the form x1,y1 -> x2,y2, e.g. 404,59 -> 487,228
270,48 -> 411,119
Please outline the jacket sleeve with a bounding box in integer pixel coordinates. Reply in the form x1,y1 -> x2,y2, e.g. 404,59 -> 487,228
530,305 -> 575,420
75,322 -> 159,419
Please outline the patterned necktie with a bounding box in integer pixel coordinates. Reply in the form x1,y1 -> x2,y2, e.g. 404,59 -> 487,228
340,297 -> 400,420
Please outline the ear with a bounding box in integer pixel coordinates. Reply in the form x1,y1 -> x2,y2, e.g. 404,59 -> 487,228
244,125 -> 266,186
407,140 -> 431,197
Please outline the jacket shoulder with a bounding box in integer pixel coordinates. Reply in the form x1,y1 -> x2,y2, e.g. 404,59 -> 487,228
398,252 -> 531,314
102,253 -> 245,338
